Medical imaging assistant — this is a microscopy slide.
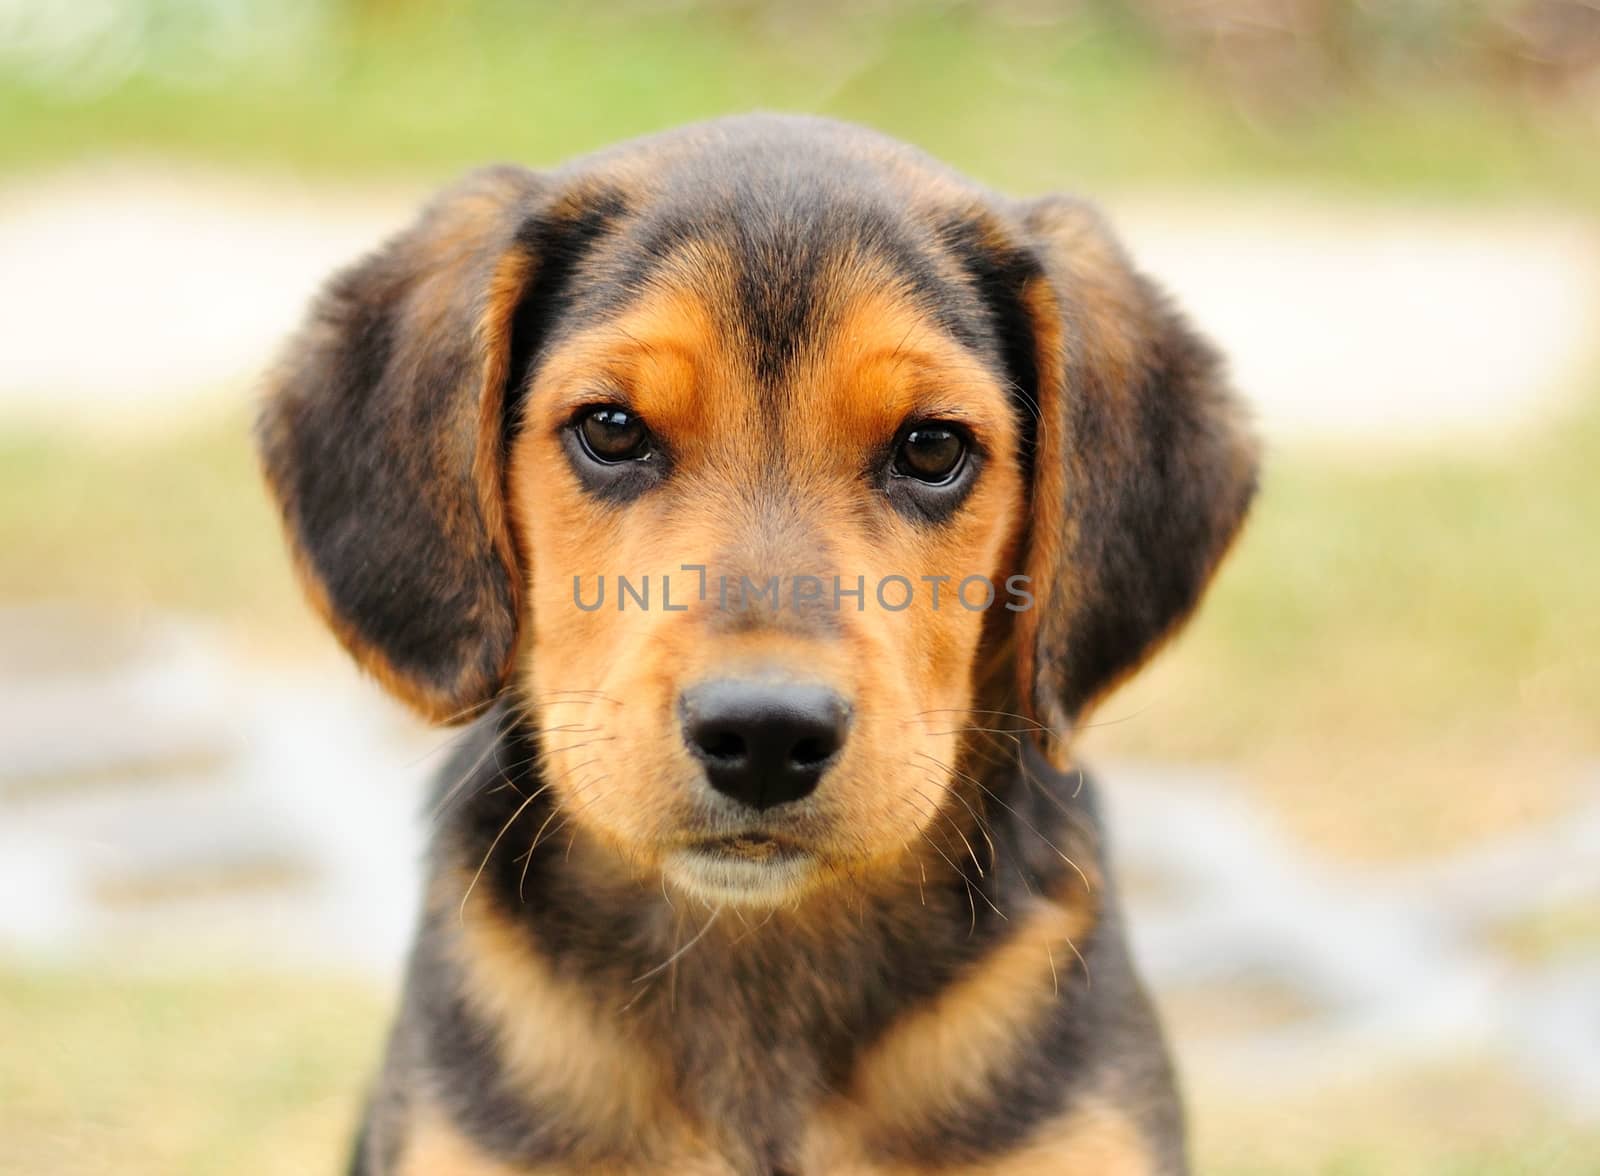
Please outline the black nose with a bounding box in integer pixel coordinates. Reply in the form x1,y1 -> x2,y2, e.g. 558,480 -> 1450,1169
680,680 -> 851,810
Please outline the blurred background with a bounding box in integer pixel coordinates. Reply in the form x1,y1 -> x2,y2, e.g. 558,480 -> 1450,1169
2,1 -> 1598,1172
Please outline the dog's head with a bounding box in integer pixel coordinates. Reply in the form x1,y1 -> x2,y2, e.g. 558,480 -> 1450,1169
259,116 -> 1256,907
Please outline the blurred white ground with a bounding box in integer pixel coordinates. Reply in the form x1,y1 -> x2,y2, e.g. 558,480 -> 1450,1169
1,163 -> 1597,442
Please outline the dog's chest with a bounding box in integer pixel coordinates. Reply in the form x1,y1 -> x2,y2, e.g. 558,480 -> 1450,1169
636,953 -> 871,1174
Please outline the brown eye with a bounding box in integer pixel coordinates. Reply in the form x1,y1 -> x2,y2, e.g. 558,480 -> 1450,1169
893,424 -> 967,484
577,406 -> 651,464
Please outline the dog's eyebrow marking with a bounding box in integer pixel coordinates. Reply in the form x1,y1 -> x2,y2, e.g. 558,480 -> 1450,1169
596,321 -> 701,362
586,194 -> 986,393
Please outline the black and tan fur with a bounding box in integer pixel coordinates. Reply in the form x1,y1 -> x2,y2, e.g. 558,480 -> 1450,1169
257,115 -> 1257,1175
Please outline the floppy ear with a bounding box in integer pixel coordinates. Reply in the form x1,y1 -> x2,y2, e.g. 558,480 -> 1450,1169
1009,197 -> 1259,766
256,166 -> 549,724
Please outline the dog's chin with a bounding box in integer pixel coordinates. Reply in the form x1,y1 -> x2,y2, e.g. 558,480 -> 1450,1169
661,839 -> 823,909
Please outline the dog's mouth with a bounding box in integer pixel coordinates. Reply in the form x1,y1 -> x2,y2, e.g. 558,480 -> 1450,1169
663,833 -> 818,906
694,833 -> 803,862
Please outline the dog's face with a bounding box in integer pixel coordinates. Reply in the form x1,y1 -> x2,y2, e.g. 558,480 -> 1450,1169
258,116 -> 1256,907
513,257 -> 1025,902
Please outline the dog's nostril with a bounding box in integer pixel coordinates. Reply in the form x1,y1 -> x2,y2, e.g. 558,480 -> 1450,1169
679,679 -> 851,811
788,736 -> 832,768
698,729 -> 747,763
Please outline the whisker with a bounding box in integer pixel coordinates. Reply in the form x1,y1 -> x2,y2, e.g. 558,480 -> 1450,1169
632,906 -> 723,985
913,759 -> 1001,871
535,735 -> 615,760
923,724 -> 1048,737
1061,930 -> 1091,990
458,784 -> 545,922
512,794 -> 561,894
538,726 -> 607,743
515,777 -> 585,900
429,707 -> 527,817
726,906 -> 778,947
912,783 -> 985,880
430,692 -> 512,727
901,790 -> 1005,929
905,701 -> 1161,740
910,707 -> 1064,734
432,749 -> 535,820
914,750 -> 1092,894
528,773 -> 610,861
532,689 -> 622,705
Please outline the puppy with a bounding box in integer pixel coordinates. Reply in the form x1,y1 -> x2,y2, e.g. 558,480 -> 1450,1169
257,114 -> 1256,1175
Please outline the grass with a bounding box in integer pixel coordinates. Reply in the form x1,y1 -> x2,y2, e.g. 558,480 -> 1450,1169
0,405 -> 318,658
1190,1059 -> 1600,1175
1489,896 -> 1600,965
0,962 -> 387,1176
1086,378 -> 1600,859
3,1 -> 1599,205
1,960 -> 1593,1176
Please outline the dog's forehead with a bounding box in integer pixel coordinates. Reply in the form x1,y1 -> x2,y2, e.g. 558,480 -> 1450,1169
553,122 -> 1003,387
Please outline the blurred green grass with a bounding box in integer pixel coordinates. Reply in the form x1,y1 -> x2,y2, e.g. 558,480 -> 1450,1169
0,408 -> 314,655
0,962 -> 385,1176
1191,1058 -> 1600,1176
1089,374 -> 1600,859
4,0 -> 1599,204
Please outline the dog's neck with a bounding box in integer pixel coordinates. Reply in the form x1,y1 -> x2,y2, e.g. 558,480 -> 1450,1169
411,704 -> 1108,1169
